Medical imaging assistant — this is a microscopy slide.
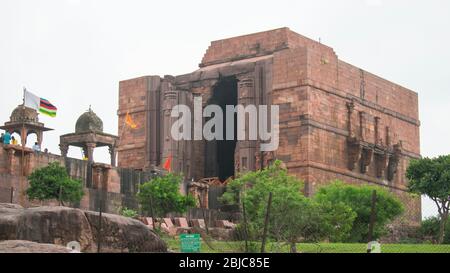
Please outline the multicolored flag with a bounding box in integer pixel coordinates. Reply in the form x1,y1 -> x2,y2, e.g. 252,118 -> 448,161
24,89 -> 57,117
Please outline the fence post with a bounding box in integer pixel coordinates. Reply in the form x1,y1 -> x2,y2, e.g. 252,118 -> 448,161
198,195 -> 209,234
242,200 -> 249,253
149,194 -> 156,229
261,192 -> 273,253
97,199 -> 102,253
58,186 -> 62,206
367,190 -> 377,247
10,187 -> 14,203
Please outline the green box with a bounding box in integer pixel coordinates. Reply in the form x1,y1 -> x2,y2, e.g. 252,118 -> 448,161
180,233 -> 201,253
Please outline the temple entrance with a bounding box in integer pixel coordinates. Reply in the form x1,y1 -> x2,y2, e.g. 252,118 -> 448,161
205,77 -> 238,182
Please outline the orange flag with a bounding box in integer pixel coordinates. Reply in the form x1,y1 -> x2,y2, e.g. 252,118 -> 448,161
163,155 -> 172,172
125,112 -> 137,129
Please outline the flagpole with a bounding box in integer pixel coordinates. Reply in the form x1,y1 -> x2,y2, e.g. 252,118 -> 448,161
20,87 -> 26,206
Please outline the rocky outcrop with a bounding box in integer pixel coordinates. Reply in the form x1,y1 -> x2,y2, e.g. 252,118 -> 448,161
17,206 -> 94,251
0,204 -> 167,253
0,240 -> 71,253
85,211 -> 167,253
0,203 -> 23,241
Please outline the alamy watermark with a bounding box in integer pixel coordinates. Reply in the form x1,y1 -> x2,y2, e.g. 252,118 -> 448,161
170,96 -> 279,152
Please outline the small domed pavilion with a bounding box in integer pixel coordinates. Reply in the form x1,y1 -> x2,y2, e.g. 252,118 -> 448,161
0,105 -> 53,147
59,107 -> 118,166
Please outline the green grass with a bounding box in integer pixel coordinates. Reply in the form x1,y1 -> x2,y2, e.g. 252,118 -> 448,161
162,235 -> 450,253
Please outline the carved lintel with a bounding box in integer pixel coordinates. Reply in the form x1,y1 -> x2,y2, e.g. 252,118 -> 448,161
360,147 -> 374,174
347,137 -> 362,171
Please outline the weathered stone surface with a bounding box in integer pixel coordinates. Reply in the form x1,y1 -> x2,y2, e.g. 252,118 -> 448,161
191,219 -> 206,229
0,205 -> 167,253
116,27 -> 421,226
208,228 -> 235,241
174,217 -> 189,228
84,211 -> 167,253
0,240 -> 72,253
163,218 -> 174,228
0,203 -> 23,209
17,206 -> 94,251
215,220 -> 236,229
0,204 -> 23,241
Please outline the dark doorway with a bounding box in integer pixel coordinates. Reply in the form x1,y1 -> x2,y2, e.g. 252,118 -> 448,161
206,77 -> 238,181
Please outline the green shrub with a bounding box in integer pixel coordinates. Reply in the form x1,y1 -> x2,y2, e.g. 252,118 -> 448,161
137,173 -> 195,217
314,181 -> 404,242
119,207 -> 139,218
26,162 -> 84,205
419,216 -> 450,244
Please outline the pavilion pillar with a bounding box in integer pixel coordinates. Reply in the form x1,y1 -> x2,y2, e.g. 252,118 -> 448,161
59,143 -> 69,158
37,131 -> 44,147
86,142 -> 96,162
109,145 -> 117,167
20,127 -> 27,147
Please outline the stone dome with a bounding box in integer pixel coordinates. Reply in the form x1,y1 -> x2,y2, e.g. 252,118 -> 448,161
75,108 -> 103,133
10,105 -> 39,123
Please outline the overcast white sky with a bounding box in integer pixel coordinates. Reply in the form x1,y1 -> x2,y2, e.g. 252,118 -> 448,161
1,0 -> 449,218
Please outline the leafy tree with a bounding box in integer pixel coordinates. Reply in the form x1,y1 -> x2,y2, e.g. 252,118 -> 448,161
26,162 -> 84,205
419,216 -> 450,244
314,181 -> 404,242
137,173 -> 195,217
221,161 -> 356,248
406,155 -> 450,244
268,191 -> 326,252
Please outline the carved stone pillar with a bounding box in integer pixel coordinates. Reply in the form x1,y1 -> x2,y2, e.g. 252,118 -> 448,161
374,117 -> 381,145
387,142 -> 402,182
37,131 -> 44,147
161,80 -> 178,172
385,126 -> 391,147
346,101 -> 355,138
109,145 -> 117,167
236,76 -> 256,174
359,111 -> 366,141
59,143 -> 69,158
20,127 -> 27,147
86,142 -> 96,162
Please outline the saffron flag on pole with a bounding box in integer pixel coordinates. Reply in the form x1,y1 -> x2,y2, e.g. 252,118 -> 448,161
163,155 -> 172,172
125,112 -> 137,129
24,89 -> 57,117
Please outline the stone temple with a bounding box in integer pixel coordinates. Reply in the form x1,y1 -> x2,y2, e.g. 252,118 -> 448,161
118,27 -> 421,222
0,27 -> 421,224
